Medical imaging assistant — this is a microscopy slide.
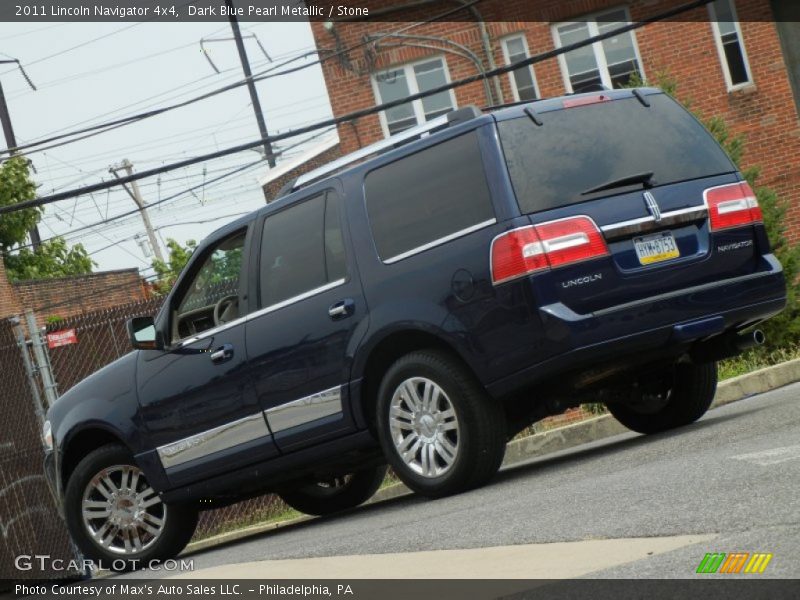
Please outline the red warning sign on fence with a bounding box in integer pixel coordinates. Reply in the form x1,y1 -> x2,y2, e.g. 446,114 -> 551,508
47,329 -> 78,349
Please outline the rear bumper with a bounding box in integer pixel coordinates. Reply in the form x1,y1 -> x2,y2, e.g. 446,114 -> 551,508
487,255 -> 786,397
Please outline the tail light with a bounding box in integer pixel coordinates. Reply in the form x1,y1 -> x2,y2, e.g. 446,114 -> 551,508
704,182 -> 762,231
491,216 -> 609,285
562,94 -> 611,109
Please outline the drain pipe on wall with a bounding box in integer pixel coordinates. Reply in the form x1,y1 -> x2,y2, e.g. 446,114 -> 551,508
335,0 -> 504,106
368,33 -> 495,106
461,1 -> 504,106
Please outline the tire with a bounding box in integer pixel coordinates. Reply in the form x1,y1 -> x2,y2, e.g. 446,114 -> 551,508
376,349 -> 506,498
607,361 -> 718,434
64,444 -> 198,571
278,465 -> 388,516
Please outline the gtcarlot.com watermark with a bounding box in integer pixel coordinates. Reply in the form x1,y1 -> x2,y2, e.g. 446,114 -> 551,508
15,554 -> 194,572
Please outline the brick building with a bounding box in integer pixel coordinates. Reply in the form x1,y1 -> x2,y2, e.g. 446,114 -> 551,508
0,261 -> 20,319
261,136 -> 340,200
0,266 -> 151,323
302,0 -> 800,241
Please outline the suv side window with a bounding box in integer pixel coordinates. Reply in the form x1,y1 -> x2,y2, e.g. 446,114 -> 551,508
172,230 -> 246,341
364,131 -> 494,262
259,192 -> 346,308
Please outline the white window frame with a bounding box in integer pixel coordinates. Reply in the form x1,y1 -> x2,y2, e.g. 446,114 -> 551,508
551,6 -> 645,93
708,0 -> 754,91
371,56 -> 458,138
500,34 -> 541,102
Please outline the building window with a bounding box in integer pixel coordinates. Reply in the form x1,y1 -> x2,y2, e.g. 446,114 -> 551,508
372,57 -> 457,137
709,0 -> 753,90
501,35 -> 540,102
552,7 -> 644,93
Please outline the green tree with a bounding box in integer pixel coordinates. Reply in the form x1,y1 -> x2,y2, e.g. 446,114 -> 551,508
1,156 -> 96,281
0,156 -> 39,250
628,72 -> 800,349
151,238 -> 197,295
4,237 -> 94,281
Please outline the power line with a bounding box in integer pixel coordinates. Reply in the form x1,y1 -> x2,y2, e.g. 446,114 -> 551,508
0,0 -> 196,77
0,22 -> 72,41
0,0 -> 712,220
17,127 -> 335,250
28,94 -> 328,176
50,160 -> 265,241
0,0 -> 484,157
5,40 -> 200,97
87,211 -> 250,256
1,23 -> 144,76
30,57 -> 268,138
2,0 -> 712,227
37,130 -> 332,227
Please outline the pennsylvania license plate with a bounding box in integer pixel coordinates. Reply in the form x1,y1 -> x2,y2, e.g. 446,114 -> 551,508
633,231 -> 680,265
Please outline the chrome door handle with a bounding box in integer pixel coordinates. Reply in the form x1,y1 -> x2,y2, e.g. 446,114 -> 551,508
210,343 -> 234,364
328,299 -> 355,320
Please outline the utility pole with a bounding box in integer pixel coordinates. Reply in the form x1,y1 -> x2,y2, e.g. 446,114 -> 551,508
0,63 -> 41,249
225,0 -> 276,166
109,159 -> 164,263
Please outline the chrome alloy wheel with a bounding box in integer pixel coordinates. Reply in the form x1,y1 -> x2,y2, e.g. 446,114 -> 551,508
81,465 -> 166,555
389,377 -> 460,478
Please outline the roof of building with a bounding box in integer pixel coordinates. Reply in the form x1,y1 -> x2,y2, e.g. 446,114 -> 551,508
257,134 -> 340,188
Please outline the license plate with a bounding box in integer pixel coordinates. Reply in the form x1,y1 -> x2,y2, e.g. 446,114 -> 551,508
633,232 -> 680,265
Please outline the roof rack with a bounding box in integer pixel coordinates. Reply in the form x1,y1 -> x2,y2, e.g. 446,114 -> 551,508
289,106 -> 481,194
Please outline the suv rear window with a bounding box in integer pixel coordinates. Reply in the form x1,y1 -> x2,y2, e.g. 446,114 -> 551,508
498,93 -> 736,214
365,131 -> 494,262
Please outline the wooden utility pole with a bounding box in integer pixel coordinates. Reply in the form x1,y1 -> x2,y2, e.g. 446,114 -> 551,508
226,0 -> 276,166
109,159 -> 164,263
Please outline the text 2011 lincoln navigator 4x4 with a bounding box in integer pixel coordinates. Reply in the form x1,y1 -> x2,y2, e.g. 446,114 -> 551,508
43,88 -> 786,568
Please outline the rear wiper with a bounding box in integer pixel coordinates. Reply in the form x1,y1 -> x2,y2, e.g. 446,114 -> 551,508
581,171 -> 654,195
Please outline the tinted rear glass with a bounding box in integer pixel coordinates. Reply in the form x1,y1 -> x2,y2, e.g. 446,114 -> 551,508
365,131 -> 494,261
259,192 -> 346,308
498,94 -> 736,214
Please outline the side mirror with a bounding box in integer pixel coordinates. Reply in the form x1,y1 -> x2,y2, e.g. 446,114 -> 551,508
127,316 -> 164,351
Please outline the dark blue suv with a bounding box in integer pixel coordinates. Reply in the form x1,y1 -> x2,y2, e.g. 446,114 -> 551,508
43,88 -> 786,569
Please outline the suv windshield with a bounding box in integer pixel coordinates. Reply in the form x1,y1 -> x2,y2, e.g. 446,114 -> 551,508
498,93 -> 736,214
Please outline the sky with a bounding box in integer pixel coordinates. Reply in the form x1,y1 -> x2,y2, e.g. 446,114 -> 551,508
0,20 -> 334,278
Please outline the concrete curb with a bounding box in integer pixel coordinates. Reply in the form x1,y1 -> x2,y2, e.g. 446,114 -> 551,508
186,357 -> 800,554
711,357 -> 800,408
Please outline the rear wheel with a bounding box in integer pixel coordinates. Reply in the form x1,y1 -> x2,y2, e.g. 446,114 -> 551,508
376,350 -> 506,498
64,444 -> 198,571
607,361 -> 718,434
278,465 -> 387,516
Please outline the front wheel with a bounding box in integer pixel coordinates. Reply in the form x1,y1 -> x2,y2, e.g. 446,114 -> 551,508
278,465 -> 388,516
607,361 -> 718,434
64,444 -> 198,571
376,350 -> 506,498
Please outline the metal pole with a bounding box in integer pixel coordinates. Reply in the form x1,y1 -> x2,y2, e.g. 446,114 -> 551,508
110,159 -> 165,263
226,0 -> 276,166
9,316 -> 46,426
0,78 -> 41,248
24,310 -> 59,407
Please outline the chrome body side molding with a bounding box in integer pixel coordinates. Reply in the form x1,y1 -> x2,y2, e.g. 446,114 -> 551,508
157,413 -> 270,470
265,386 -> 343,433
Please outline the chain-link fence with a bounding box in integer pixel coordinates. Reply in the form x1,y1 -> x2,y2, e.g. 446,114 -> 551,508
45,298 -> 162,394
0,298 -> 298,580
0,319 -> 79,580
41,300 -> 292,542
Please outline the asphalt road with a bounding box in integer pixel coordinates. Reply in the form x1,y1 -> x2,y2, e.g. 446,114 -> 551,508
122,381 -> 800,579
